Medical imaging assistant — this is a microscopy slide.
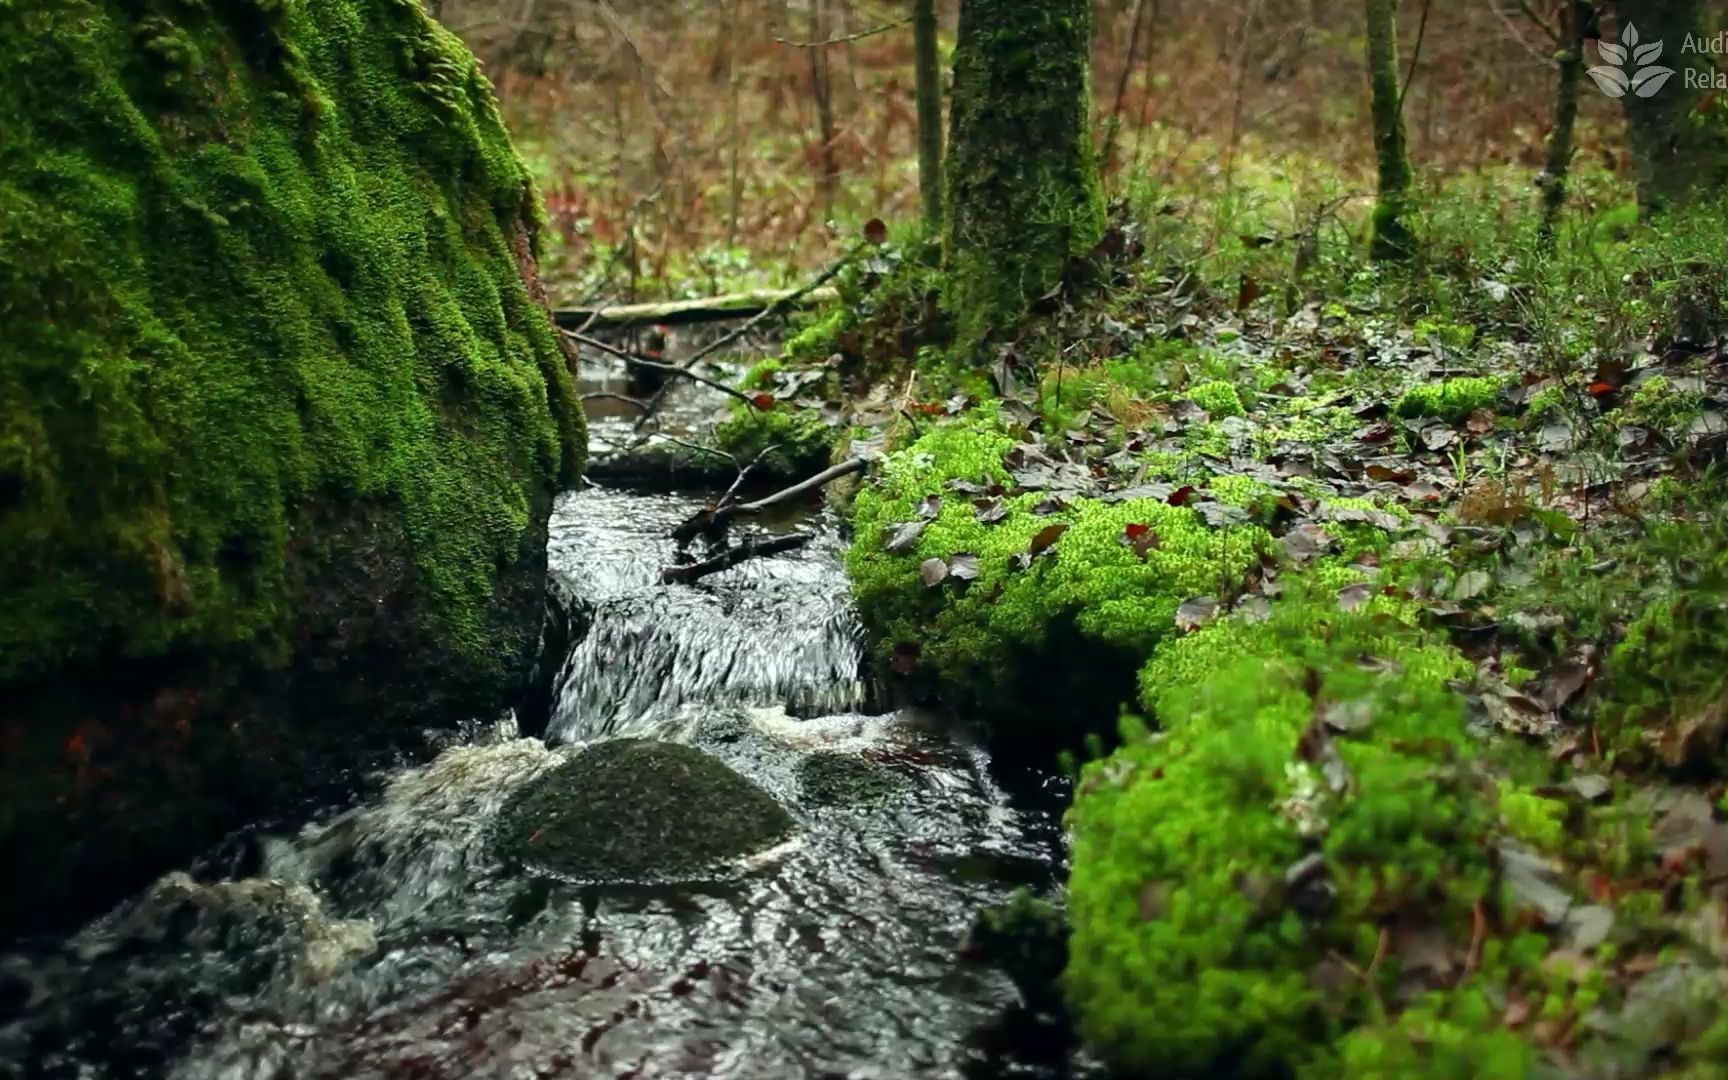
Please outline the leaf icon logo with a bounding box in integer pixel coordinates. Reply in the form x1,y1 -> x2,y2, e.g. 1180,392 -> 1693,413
1588,23 -> 1675,98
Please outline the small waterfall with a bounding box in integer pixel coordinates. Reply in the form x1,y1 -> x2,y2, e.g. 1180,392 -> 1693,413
544,486 -> 868,742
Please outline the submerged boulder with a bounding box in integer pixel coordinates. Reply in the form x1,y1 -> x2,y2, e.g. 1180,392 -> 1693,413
0,0 -> 584,935
492,740 -> 794,882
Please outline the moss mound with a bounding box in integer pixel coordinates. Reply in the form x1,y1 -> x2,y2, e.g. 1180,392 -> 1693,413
1065,595 -> 1506,1076
0,0 -> 582,933
493,741 -> 795,882
846,415 -> 1267,730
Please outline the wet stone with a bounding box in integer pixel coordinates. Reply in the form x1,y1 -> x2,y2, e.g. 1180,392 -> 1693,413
491,740 -> 795,882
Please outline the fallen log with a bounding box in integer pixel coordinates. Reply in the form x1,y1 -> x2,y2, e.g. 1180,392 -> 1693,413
660,532 -> 813,585
554,287 -> 839,331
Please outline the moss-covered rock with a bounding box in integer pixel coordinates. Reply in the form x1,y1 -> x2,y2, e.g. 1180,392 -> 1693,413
1065,595 -> 1501,1076
0,0 -> 583,934
846,416 -> 1267,734
493,740 -> 793,882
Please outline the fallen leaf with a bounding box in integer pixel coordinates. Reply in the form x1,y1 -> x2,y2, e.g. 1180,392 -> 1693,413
917,494 -> 942,520
883,520 -> 927,555
1323,699 -> 1374,733
919,557 -> 948,588
1122,523 -> 1162,559
1465,409 -> 1497,434
1452,569 -> 1493,602
863,217 -> 888,245
1366,463 -> 1416,483
1336,583 -> 1374,612
1167,485 -> 1197,506
1281,523 -> 1336,563
1175,596 -> 1219,631
948,553 -> 981,581
751,392 -> 777,410
1027,522 -> 1070,558
973,498 -> 1008,525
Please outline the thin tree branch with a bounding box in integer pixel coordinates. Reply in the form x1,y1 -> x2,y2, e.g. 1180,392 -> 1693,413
564,330 -> 761,409
776,15 -> 910,47
633,242 -> 867,431
1397,0 -> 1436,120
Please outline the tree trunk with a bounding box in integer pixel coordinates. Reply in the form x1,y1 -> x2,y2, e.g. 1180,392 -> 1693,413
914,0 -> 944,232
1612,0 -> 1728,213
1538,1 -> 1589,247
1365,0 -> 1414,260
943,0 -> 1104,350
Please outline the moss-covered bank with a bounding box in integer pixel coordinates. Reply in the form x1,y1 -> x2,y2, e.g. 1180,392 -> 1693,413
0,0 -> 583,935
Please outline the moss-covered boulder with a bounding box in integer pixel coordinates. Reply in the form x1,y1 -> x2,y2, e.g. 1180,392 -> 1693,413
492,741 -> 794,882
0,0 -> 583,935
846,416 -> 1266,736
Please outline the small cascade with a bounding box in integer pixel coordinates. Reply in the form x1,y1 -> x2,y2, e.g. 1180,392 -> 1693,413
544,485 -> 869,742
1,485 -> 1078,1080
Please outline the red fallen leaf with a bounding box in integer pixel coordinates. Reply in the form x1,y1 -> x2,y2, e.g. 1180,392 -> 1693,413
1167,485 -> 1197,506
1355,422 -> 1394,444
863,217 -> 889,245
1587,381 -> 1616,398
1587,874 -> 1615,903
1122,523 -> 1161,558
752,392 -> 777,410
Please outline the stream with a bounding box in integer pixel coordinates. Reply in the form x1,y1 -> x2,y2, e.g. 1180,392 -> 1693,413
0,477 -> 1083,1078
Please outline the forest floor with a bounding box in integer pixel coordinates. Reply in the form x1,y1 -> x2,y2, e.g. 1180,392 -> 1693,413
640,172 -> 1728,1075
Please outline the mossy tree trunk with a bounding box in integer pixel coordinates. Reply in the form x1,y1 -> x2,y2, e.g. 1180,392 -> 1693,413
1365,0 -> 1415,260
1614,0 -> 1728,214
914,0 -> 944,233
1538,1 -> 1589,247
943,0 -> 1104,351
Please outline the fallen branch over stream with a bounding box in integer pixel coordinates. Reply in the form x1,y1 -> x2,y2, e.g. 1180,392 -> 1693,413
554,287 -> 840,331
660,533 -> 813,585
661,456 -> 868,584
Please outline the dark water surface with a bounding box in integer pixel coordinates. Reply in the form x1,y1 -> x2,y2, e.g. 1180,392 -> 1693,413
1,485 -> 1082,1079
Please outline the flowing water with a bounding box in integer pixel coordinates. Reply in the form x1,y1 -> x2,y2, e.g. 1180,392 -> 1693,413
0,483 -> 1082,1080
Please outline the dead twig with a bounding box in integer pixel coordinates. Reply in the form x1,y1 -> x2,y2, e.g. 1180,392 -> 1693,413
634,242 -> 868,432
776,16 -> 910,48
564,330 -> 762,410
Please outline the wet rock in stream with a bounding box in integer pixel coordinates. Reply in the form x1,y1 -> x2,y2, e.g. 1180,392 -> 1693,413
492,739 -> 795,882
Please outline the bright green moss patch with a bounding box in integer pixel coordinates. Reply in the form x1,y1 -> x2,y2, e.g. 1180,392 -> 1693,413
1189,379 -> 1246,418
1394,376 -> 1503,422
713,402 -> 837,479
492,740 -> 794,882
847,418 -> 1267,723
1066,594 -> 1499,1076
0,0 -> 583,686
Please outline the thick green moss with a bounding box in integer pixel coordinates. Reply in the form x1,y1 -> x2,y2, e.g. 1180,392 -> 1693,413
0,0 -> 583,933
1066,594 -> 1497,1076
1394,377 -> 1503,423
0,0 -> 584,687
942,0 -> 1104,349
492,740 -> 794,882
847,418 -> 1267,727
1189,379 -> 1246,418
713,402 -> 838,480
